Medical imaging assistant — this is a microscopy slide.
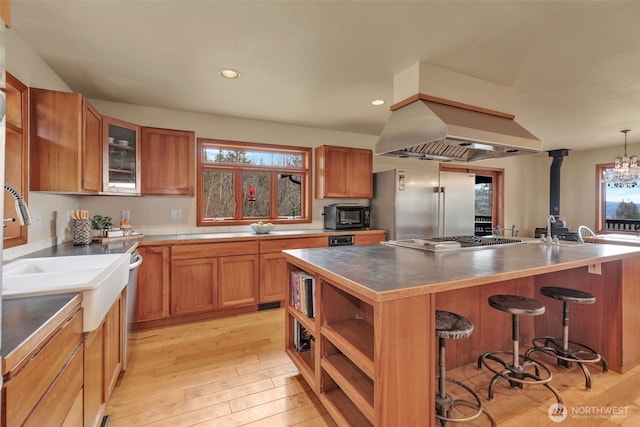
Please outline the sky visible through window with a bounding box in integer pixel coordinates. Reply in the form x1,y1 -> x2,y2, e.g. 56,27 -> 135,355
604,185 -> 640,219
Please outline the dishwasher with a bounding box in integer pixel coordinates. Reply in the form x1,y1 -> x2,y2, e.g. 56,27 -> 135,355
122,251 -> 143,370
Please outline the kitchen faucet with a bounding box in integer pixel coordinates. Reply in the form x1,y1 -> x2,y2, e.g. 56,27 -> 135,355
541,215 -> 559,244
3,183 -> 32,226
493,224 -> 518,237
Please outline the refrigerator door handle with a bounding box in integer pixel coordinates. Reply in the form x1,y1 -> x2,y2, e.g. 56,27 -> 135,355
435,186 -> 445,237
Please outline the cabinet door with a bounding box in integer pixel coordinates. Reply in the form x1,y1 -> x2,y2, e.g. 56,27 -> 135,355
260,253 -> 289,303
104,295 -> 122,398
82,100 -> 103,193
136,246 -> 170,322
4,73 -> 28,247
219,255 -> 259,308
171,257 -> 218,315
315,145 -> 373,198
354,232 -> 385,246
102,116 -> 141,194
348,148 -> 373,198
84,326 -> 105,427
141,127 -> 195,195
30,88 -> 101,193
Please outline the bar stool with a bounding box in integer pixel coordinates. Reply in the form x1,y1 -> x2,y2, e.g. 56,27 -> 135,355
435,310 -> 496,426
477,295 -> 563,404
526,286 -> 608,390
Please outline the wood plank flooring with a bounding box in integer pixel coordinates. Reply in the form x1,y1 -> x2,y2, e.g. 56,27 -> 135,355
106,309 -> 640,426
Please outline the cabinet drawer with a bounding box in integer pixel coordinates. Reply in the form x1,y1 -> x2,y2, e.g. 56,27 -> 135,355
24,345 -> 84,427
172,240 -> 259,260
4,308 -> 83,427
260,237 -> 328,253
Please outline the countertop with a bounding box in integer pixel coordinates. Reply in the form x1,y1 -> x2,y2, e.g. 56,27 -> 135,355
140,228 -> 384,245
2,293 -> 80,361
283,242 -> 640,302
584,233 -> 640,246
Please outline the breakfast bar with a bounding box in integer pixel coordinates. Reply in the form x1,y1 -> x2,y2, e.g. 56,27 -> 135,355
282,242 -> 640,426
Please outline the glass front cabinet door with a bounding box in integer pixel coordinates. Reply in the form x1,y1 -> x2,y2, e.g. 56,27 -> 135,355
103,116 -> 141,194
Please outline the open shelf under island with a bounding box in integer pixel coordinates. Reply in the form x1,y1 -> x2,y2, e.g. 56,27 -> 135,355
283,241 -> 640,426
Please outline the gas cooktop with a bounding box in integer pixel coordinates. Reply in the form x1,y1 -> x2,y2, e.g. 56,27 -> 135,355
384,235 -> 524,252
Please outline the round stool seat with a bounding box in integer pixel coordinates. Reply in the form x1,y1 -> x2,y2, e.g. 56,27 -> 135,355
540,286 -> 595,304
488,294 -> 545,316
436,310 -> 474,339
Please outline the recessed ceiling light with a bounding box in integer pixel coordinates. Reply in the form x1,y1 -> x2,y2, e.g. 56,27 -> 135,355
219,68 -> 241,79
371,99 -> 385,106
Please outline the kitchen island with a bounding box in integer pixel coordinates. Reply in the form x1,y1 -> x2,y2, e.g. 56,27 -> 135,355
282,242 -> 640,426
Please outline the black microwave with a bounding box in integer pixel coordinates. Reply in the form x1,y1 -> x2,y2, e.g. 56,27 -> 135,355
323,204 -> 371,230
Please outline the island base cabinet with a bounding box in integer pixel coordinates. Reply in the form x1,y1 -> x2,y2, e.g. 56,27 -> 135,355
285,260 -> 435,426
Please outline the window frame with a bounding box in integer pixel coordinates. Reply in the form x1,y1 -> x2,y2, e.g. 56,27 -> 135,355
197,138 -> 312,226
595,162 -> 640,234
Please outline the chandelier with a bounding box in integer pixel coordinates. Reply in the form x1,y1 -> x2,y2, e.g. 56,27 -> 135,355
602,129 -> 639,188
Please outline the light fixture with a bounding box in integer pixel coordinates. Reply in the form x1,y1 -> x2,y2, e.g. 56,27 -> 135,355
602,129 -> 639,188
219,68 -> 241,79
371,99 -> 385,106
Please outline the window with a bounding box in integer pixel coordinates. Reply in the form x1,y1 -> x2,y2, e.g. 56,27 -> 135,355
197,138 -> 311,226
596,163 -> 640,233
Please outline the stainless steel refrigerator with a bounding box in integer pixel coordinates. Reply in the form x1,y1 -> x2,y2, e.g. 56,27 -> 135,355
371,169 -> 476,240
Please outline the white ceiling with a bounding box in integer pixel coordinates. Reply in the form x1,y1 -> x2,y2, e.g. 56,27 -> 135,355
10,0 -> 640,152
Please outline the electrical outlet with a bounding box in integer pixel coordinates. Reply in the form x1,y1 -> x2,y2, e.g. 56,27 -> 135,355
588,263 -> 601,275
33,213 -> 42,228
170,209 -> 182,220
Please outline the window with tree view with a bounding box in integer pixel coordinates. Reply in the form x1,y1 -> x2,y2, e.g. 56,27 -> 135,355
197,139 -> 311,226
596,163 -> 640,232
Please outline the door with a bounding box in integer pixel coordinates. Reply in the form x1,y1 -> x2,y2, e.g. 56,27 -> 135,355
439,171 -> 476,236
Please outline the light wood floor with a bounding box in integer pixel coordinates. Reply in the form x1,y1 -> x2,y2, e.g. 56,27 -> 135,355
106,309 -> 640,426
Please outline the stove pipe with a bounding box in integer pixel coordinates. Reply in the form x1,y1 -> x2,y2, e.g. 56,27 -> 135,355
548,149 -> 569,217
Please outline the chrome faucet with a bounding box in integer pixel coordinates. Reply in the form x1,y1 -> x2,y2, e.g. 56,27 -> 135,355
541,215 -> 559,244
493,224 -> 518,237
4,183 -> 32,226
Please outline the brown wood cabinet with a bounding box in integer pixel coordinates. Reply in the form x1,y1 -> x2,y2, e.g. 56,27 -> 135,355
136,245 -> 170,322
84,293 -> 123,427
103,116 -> 141,194
0,0 -> 10,27
141,126 -> 195,195
285,259 -> 429,426
3,72 -> 28,248
315,145 -> 373,198
30,87 -> 102,193
2,304 -> 83,427
170,241 -> 259,315
259,236 -> 328,304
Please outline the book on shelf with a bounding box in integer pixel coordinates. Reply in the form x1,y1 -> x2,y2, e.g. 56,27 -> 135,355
290,271 -> 315,318
294,319 -> 313,353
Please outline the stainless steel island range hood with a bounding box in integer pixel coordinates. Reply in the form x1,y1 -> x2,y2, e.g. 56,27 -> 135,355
375,96 -> 542,162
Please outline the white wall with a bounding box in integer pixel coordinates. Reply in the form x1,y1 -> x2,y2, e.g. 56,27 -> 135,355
5,27 -> 638,258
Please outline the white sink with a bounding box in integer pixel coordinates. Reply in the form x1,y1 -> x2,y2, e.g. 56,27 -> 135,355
2,253 -> 130,332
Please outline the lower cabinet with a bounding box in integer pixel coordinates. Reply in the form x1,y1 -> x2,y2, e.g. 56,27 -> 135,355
2,304 -> 83,427
136,245 -> 170,321
135,232 -> 386,326
170,241 -> 259,316
84,293 -> 123,427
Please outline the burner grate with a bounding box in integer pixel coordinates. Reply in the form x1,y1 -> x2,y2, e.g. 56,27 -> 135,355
430,235 -> 523,247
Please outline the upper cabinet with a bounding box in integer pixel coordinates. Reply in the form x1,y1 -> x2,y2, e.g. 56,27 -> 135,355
30,88 -> 102,194
4,72 -> 28,248
141,126 -> 195,196
103,116 -> 141,195
315,145 -> 373,198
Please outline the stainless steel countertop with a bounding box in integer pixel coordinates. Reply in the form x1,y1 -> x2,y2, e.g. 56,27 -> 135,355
283,242 -> 640,301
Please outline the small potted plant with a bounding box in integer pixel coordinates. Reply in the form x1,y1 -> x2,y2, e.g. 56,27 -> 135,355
91,214 -> 113,239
